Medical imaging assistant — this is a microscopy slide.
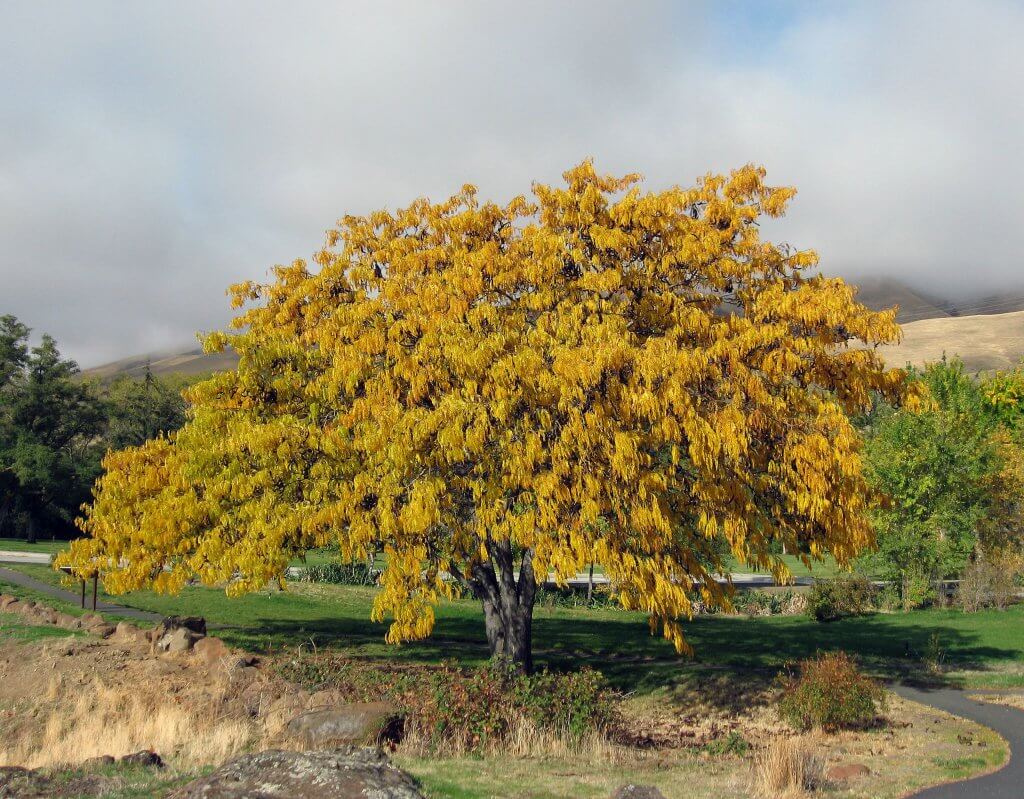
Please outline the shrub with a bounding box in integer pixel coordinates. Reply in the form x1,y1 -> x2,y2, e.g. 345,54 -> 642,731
705,730 -> 750,757
275,652 -> 616,754
957,550 -> 1021,612
296,561 -> 379,586
536,584 -> 620,610
732,589 -> 806,617
806,575 -> 874,622
778,651 -> 885,732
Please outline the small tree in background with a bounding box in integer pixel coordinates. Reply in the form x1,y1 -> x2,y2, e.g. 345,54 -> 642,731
95,366 -> 190,450
862,359 -> 1024,608
59,162 -> 915,671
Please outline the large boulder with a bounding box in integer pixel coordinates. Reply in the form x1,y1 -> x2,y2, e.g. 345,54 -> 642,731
156,626 -> 200,654
168,747 -> 424,799
285,703 -> 403,748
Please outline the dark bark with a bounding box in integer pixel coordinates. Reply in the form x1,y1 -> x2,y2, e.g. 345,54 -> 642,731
469,541 -> 539,673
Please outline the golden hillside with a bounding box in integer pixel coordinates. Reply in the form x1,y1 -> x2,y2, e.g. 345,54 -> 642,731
875,309 -> 1024,373
82,348 -> 240,380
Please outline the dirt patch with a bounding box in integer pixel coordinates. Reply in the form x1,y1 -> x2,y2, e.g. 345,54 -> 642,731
0,612 -> 309,769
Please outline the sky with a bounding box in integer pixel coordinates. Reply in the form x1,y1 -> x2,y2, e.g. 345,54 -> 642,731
2,1 -> 1023,367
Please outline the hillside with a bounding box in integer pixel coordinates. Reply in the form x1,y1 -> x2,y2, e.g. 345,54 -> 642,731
81,278 -> 1024,380
853,277 -> 952,323
82,348 -> 239,380
873,309 -> 1024,372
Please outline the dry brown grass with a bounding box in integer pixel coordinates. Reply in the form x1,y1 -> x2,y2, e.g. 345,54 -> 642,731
398,713 -> 622,762
872,309 -> 1024,372
0,674 -> 256,769
751,734 -> 824,798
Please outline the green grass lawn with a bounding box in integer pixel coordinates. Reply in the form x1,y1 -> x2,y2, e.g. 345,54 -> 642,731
0,537 -> 72,555
0,609 -> 80,644
4,560 -> 1023,693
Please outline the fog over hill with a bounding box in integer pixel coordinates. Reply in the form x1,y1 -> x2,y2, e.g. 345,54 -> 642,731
83,276 -> 1024,379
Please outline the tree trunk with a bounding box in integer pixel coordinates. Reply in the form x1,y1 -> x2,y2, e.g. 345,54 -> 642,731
470,541 -> 539,674
25,513 -> 37,545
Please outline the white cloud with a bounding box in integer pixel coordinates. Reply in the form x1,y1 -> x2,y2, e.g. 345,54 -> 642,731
1,0 -> 1022,365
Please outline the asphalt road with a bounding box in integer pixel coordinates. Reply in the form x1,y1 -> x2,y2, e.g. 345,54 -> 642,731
895,684 -> 1023,798
0,565 -> 161,621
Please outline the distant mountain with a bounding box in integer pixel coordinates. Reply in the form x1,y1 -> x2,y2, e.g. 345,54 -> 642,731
853,278 -> 1024,323
82,348 -> 239,380
82,277 -> 1024,380
852,278 -> 952,323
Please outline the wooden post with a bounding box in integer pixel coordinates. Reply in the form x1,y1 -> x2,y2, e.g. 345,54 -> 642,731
91,573 -> 98,611
80,579 -> 86,609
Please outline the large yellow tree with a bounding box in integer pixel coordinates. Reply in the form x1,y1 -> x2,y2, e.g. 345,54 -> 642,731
59,162 -> 914,671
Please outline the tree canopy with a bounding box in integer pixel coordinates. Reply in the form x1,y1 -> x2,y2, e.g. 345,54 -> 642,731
0,316 -> 106,540
59,162 -> 916,668
861,359 -> 1024,606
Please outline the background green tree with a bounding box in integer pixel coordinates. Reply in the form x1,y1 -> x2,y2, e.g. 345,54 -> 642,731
95,365 -> 189,450
861,359 -> 1023,607
0,319 -> 106,541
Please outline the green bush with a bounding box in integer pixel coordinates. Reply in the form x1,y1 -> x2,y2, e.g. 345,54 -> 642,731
731,589 -> 806,616
778,651 -> 885,731
536,584 -> 619,610
806,575 -> 875,621
275,652 -> 616,753
296,561 -> 379,586
704,730 -> 750,757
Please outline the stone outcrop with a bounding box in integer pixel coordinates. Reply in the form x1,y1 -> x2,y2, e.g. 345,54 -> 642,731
169,747 -> 424,799
285,703 -> 403,748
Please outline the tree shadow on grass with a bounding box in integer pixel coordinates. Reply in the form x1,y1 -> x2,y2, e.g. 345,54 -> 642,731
210,605 -> 1022,703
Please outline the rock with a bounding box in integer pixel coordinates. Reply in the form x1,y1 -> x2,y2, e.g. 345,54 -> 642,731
118,750 -> 164,768
827,763 -> 871,781
113,621 -> 148,644
56,612 -> 83,630
83,755 -> 116,768
92,623 -> 117,639
194,635 -> 229,666
168,747 -> 424,799
611,786 -> 666,799
155,615 -> 207,637
0,594 -> 17,609
80,612 -> 105,627
228,665 -> 261,687
285,703 -> 403,748
156,626 -> 201,654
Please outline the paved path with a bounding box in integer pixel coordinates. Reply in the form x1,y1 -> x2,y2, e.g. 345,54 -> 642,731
0,565 -> 161,622
895,684 -> 1023,798
0,550 -> 52,565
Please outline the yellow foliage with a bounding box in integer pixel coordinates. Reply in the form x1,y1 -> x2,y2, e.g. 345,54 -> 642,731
57,161 -> 915,653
